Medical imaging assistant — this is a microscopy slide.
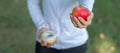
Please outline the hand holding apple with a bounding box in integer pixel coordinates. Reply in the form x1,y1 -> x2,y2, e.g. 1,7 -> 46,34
70,6 -> 94,28
71,5 -> 90,21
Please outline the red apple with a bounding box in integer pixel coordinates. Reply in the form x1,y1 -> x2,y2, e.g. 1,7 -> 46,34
71,6 -> 90,21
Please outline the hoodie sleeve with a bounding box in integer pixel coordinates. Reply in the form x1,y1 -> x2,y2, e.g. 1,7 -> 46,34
27,0 -> 49,30
78,0 -> 95,11
27,0 -> 49,42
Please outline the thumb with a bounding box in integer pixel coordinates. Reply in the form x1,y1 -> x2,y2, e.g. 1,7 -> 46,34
87,16 -> 91,21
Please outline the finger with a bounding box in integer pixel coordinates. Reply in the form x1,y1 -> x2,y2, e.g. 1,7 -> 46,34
78,17 -> 88,26
41,40 -> 44,46
37,34 -> 44,46
87,16 -> 91,22
70,15 -> 78,27
87,16 -> 92,25
87,12 -> 94,25
87,12 -> 94,22
90,12 -> 94,22
40,39 -> 47,46
73,17 -> 84,28
42,42 -> 47,46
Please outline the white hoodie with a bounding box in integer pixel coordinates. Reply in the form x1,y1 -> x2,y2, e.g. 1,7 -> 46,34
27,0 -> 95,49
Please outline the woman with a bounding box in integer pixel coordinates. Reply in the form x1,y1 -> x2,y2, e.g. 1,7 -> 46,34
27,0 -> 95,53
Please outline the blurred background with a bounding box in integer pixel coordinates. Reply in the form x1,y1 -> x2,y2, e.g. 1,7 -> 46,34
0,0 -> 120,53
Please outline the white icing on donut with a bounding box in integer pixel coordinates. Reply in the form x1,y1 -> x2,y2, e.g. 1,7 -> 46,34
41,31 -> 57,42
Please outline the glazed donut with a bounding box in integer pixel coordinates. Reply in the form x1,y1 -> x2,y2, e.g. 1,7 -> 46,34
41,31 -> 57,44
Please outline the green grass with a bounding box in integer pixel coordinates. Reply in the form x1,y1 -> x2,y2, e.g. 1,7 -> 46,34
0,0 -> 120,53
88,0 -> 120,53
0,0 -> 35,53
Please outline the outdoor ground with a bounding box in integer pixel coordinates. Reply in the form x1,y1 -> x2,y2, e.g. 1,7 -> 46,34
0,0 -> 120,53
